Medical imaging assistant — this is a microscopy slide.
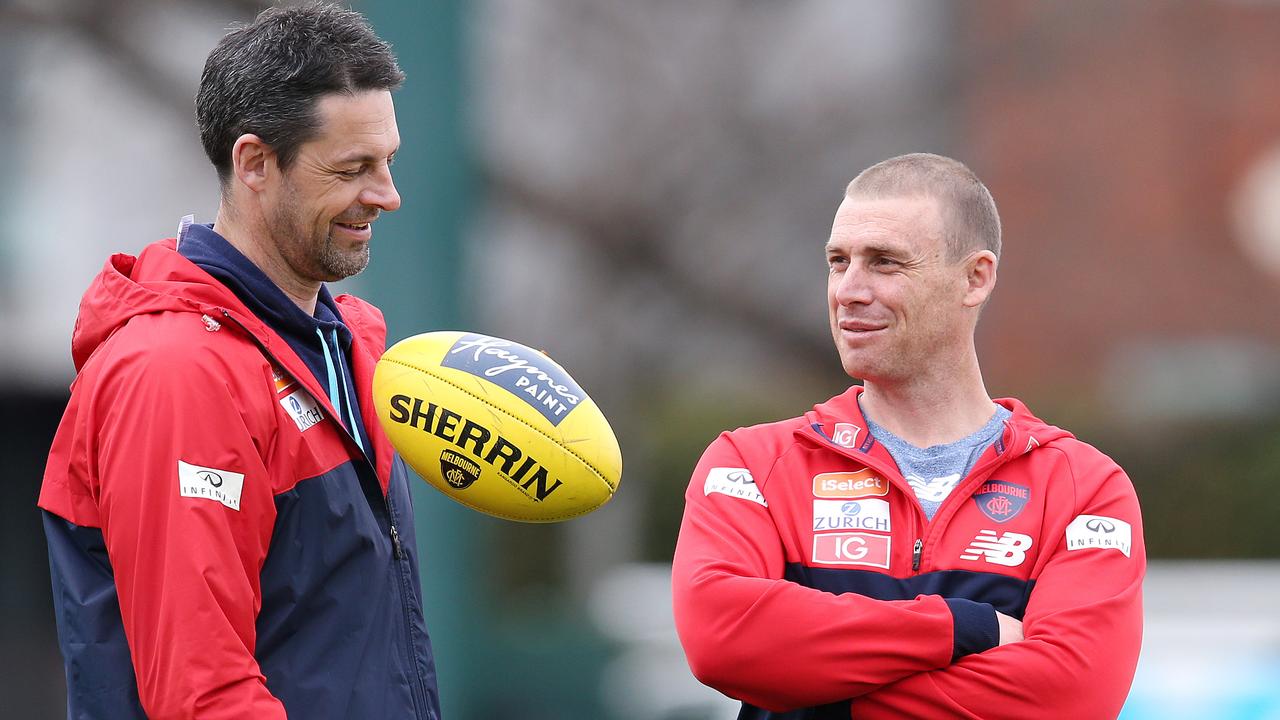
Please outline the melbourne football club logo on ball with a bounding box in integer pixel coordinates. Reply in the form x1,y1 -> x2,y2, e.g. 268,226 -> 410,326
438,449 -> 480,489
373,331 -> 622,522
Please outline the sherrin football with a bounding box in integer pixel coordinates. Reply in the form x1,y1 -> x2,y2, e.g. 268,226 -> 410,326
373,331 -> 622,522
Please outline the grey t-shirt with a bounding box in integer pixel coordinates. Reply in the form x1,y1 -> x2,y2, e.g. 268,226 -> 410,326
864,404 -> 1012,520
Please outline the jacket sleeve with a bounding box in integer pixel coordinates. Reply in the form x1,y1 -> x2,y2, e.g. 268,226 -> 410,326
848,454 -> 1145,720
672,433 -> 993,712
90,337 -> 287,719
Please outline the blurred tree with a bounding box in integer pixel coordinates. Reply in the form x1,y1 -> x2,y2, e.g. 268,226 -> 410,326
1114,415 -> 1280,558
0,0 -> 269,116
469,0 -> 959,591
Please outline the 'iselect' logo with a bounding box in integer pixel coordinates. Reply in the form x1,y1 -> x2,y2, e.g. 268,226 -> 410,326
812,469 -> 888,499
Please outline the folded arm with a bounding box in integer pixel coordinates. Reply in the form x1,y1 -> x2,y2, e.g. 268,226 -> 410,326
672,434 -> 998,712
849,462 -> 1145,719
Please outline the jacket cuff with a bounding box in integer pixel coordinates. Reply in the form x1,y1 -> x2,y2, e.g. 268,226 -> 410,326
944,598 -> 999,662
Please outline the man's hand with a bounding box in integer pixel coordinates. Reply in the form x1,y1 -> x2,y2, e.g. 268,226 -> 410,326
996,611 -> 1023,645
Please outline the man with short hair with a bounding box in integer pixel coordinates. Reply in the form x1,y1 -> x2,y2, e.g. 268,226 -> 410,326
39,5 -> 441,718
672,153 -> 1144,719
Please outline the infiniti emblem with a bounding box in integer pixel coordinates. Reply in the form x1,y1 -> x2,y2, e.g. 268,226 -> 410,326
1085,518 -> 1115,533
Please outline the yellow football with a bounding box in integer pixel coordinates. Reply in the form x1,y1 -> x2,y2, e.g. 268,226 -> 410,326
373,331 -> 622,522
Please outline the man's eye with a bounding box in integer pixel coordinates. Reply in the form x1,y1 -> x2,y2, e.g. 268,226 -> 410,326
872,256 -> 900,268
337,168 -> 362,178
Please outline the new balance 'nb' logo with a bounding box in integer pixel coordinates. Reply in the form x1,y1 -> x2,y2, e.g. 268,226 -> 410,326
959,530 -> 1033,567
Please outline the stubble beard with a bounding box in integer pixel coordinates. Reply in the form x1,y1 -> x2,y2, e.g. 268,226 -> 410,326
842,327 -> 961,389
270,183 -> 371,283
831,318 -> 912,385
315,229 -> 370,281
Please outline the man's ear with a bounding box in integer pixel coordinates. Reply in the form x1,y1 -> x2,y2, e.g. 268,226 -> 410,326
962,250 -> 998,308
230,134 -> 274,193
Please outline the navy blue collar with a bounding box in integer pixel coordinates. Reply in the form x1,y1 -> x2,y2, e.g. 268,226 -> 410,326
177,222 -> 371,458
177,223 -> 352,349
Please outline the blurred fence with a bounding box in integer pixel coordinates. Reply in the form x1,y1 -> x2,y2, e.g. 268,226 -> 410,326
1122,562 -> 1280,720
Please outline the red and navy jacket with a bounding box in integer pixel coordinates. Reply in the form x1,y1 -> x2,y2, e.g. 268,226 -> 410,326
39,238 -> 441,719
672,387 -> 1144,719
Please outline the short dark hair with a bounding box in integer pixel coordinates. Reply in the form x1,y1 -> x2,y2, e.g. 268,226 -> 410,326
196,2 -> 405,187
846,153 -> 1002,260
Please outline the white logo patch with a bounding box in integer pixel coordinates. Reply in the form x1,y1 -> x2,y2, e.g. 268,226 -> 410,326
281,389 -> 323,432
812,532 -> 891,568
1065,515 -> 1132,557
960,530 -> 1034,566
831,423 -> 860,448
178,460 -> 245,511
704,467 -> 767,507
812,498 -> 891,532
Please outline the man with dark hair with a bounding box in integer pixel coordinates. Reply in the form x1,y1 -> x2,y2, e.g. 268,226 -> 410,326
673,153 -> 1144,719
39,4 -> 441,718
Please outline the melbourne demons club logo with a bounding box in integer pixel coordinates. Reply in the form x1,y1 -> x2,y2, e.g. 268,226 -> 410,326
972,480 -> 1030,523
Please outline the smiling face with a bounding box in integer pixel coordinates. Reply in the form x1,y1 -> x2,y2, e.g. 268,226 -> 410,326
261,89 -> 401,283
826,194 -> 990,385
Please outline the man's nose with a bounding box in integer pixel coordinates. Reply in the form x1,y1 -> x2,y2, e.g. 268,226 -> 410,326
362,165 -> 401,212
833,265 -> 873,305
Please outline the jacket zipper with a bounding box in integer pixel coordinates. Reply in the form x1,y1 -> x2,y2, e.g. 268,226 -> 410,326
390,523 -> 405,559
916,420 -> 1024,571
794,431 -> 929,572
220,309 -> 399,531
219,309 -> 430,717
385,492 -> 431,718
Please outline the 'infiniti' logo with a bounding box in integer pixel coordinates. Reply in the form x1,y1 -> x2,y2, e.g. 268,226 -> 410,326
704,467 -> 766,507
178,460 -> 244,512
1085,518 -> 1115,533
1065,514 -> 1132,557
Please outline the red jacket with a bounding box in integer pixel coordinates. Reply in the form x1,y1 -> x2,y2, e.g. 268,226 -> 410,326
39,240 -> 439,719
672,386 -> 1144,719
